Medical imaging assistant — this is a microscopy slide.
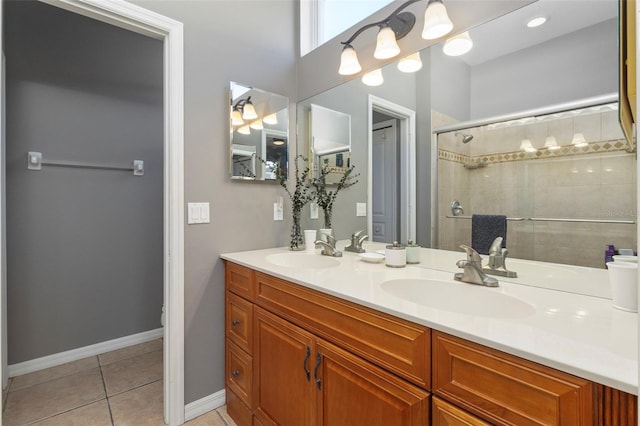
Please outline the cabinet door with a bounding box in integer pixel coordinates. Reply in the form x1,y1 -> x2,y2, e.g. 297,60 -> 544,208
315,339 -> 429,426
253,307 -> 316,426
432,397 -> 490,426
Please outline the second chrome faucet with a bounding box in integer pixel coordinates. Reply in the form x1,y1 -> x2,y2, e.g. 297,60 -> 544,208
454,245 -> 499,287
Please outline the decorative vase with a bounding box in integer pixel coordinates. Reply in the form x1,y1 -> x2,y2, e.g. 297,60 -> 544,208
290,207 -> 304,251
323,208 -> 333,229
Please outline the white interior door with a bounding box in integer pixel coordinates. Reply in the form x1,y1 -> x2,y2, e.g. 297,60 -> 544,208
372,119 -> 398,243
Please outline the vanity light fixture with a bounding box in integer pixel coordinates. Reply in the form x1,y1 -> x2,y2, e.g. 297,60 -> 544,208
237,125 -> 251,135
520,139 -> 537,153
242,99 -> 258,120
362,68 -> 384,86
544,135 -> 561,150
338,0 -> 453,76
397,52 -> 423,72
572,132 -> 588,148
263,112 -> 278,125
442,31 -> 473,56
250,119 -> 263,130
231,108 -> 244,126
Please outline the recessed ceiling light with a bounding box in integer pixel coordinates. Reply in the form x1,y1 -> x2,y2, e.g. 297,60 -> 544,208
527,16 -> 547,28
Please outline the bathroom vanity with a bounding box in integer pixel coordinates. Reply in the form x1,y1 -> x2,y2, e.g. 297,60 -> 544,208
221,245 -> 637,425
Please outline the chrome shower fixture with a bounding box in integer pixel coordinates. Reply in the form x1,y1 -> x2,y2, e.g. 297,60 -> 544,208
455,132 -> 474,143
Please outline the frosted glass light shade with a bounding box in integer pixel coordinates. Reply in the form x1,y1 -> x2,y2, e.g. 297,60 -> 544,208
339,45 -> 362,75
250,119 -> 263,130
237,125 -> 251,135
520,139 -> 536,153
263,112 -> 278,125
422,0 -> 453,40
362,69 -> 384,86
231,109 -> 244,126
397,52 -> 423,73
572,132 -> 588,147
242,101 -> 258,120
443,31 -> 473,56
374,26 -> 400,59
544,136 -> 561,150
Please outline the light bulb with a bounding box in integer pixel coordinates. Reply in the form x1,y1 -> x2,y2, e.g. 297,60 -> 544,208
374,25 -> 400,59
422,0 -> 453,40
362,69 -> 384,86
397,52 -> 423,73
242,101 -> 258,120
338,44 -> 362,75
263,113 -> 278,125
231,109 -> 244,126
443,31 -> 473,56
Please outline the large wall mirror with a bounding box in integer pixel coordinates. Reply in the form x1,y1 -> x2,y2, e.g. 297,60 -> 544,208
230,82 -> 289,181
297,0 -> 632,271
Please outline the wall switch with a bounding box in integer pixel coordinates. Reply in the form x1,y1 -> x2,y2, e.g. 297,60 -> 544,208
310,202 -> 319,219
188,202 -> 210,224
356,202 -> 367,217
273,198 -> 284,221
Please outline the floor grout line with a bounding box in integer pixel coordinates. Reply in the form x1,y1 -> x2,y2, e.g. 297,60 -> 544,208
99,363 -> 115,426
105,377 -> 163,399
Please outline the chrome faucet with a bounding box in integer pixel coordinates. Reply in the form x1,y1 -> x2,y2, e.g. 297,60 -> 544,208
483,237 -> 517,278
315,234 -> 343,257
454,245 -> 499,287
344,230 -> 368,253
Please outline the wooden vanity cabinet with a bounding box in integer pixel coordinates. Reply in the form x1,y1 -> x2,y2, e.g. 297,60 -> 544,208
224,261 -> 637,426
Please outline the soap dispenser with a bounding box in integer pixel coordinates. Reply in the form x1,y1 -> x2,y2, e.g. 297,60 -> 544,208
406,240 -> 421,264
385,241 -> 406,268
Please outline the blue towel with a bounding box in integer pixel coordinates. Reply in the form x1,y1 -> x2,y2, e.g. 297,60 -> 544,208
471,214 -> 507,255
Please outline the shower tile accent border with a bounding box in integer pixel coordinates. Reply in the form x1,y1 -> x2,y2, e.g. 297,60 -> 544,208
439,138 -> 631,166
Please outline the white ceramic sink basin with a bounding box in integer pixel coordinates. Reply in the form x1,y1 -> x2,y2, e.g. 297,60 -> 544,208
381,278 -> 535,319
266,252 -> 341,269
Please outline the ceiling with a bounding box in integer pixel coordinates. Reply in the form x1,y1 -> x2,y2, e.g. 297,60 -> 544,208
460,0 -> 618,66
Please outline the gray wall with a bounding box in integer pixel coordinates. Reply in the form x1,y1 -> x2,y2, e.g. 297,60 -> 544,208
470,18 -> 618,119
5,2 -> 164,363
126,0 -> 297,404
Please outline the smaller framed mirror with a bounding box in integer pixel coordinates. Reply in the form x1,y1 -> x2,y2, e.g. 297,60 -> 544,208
309,104 -> 352,183
230,82 -> 289,181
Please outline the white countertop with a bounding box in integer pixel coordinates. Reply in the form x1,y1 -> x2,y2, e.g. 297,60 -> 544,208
221,243 -> 638,395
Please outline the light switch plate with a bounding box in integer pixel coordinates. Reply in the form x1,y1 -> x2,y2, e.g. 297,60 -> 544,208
188,202 -> 210,224
310,202 -> 319,219
274,203 -> 283,221
356,202 -> 367,217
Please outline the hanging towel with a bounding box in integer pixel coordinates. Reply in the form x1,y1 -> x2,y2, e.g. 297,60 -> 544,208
471,214 -> 507,255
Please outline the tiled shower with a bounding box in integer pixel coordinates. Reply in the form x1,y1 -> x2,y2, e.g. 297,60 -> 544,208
435,103 -> 637,268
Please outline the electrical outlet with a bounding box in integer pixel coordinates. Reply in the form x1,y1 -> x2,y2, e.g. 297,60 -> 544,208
310,202 -> 319,219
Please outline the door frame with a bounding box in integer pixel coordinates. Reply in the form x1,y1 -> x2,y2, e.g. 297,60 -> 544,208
367,95 -> 416,243
2,1 -> 185,424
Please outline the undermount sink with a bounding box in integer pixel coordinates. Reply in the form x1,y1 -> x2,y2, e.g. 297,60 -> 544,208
266,252 -> 341,269
381,278 -> 535,319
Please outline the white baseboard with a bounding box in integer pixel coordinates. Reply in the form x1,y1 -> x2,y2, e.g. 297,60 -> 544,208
8,328 -> 164,378
184,389 -> 226,421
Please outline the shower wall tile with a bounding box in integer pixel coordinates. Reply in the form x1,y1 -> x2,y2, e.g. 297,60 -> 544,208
573,114 -> 602,143
602,110 -> 625,140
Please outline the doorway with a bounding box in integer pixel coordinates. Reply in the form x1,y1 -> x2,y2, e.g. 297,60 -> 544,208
0,0 -> 184,424
367,95 -> 416,244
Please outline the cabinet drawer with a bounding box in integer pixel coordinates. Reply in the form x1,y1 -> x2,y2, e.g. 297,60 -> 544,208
226,389 -> 252,426
226,339 -> 253,409
254,272 -> 430,389
433,331 -> 595,426
432,396 -> 490,426
226,261 -> 255,300
226,291 -> 253,353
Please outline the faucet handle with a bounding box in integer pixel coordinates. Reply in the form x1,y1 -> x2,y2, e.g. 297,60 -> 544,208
326,234 -> 337,247
488,237 -> 504,255
459,245 -> 482,264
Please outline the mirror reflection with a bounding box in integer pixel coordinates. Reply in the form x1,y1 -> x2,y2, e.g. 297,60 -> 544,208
309,104 -> 352,183
435,99 -> 636,269
297,0 -> 626,271
230,82 -> 289,181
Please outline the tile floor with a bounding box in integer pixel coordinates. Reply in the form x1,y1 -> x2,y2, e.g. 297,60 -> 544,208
2,339 -> 236,426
